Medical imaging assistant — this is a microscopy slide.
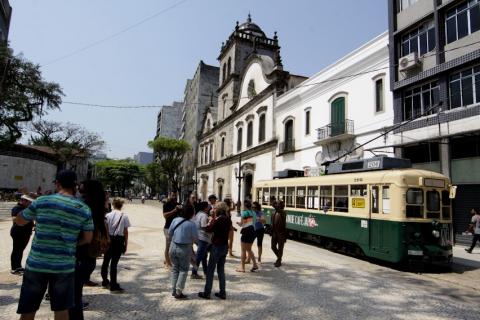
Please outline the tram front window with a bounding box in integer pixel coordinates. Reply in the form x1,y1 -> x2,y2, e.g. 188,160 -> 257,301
426,190 -> 440,219
406,188 -> 424,218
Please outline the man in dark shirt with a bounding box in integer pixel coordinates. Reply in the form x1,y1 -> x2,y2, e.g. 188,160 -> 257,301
271,200 -> 287,267
198,201 -> 232,300
163,191 -> 180,268
10,194 -> 35,274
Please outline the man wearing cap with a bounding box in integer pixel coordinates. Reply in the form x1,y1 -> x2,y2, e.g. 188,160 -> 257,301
14,170 -> 93,320
10,194 -> 35,275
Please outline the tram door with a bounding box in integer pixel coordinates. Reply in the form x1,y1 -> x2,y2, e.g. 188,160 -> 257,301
369,185 -> 384,254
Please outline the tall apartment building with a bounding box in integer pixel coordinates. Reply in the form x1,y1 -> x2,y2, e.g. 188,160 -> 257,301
388,0 -> 480,240
0,0 -> 11,42
155,102 -> 183,139
179,61 -> 219,199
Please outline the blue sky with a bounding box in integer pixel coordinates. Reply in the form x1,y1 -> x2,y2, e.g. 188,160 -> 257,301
9,0 -> 388,158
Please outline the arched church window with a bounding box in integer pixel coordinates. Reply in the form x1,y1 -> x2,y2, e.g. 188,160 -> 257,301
258,113 -> 266,142
237,127 -> 243,152
221,137 -> 225,157
227,57 -> 232,75
247,121 -> 253,147
222,64 -> 226,83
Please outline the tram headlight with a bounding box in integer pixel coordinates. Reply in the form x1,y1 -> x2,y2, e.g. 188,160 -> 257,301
432,230 -> 440,238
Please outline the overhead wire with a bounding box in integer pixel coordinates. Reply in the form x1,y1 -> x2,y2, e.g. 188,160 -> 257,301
42,0 -> 189,67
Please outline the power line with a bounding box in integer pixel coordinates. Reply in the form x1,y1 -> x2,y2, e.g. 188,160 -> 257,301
42,0 -> 189,67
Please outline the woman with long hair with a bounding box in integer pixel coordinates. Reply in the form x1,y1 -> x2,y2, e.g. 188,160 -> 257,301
236,200 -> 258,273
70,180 -> 108,320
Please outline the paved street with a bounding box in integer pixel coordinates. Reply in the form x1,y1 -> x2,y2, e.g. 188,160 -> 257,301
1,201 -> 480,320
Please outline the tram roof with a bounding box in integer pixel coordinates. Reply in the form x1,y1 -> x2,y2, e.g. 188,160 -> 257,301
254,168 -> 449,188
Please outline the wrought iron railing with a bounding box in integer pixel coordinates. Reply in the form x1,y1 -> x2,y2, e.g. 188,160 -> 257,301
279,139 -> 295,154
316,119 -> 354,141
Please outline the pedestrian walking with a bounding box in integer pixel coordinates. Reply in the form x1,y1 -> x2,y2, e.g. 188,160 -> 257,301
271,200 -> 287,267
198,201 -> 232,300
224,198 -> 237,257
169,205 -> 198,299
101,198 -> 131,293
191,201 -> 212,279
10,194 -> 35,275
69,180 -> 108,320
163,191 -> 180,268
236,200 -> 258,273
15,170 -> 94,320
252,201 -> 266,263
208,194 -> 217,212
465,208 -> 480,253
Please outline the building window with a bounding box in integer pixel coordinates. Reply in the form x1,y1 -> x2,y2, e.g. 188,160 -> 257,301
200,147 -> 203,165
227,57 -> 231,75
247,121 -> 253,147
206,119 -> 210,131
305,110 -> 311,135
222,64 -> 226,83
403,81 -> 439,121
258,113 -> 266,142
397,0 -> 418,12
401,22 -> 435,57
450,66 -> 480,109
237,127 -> 243,152
221,137 -> 225,157
375,78 -> 384,112
284,119 -> 294,152
247,79 -> 257,99
446,0 -> 480,44
205,145 -> 208,164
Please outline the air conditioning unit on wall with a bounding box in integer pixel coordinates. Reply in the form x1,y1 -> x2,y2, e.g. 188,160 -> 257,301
398,52 -> 421,72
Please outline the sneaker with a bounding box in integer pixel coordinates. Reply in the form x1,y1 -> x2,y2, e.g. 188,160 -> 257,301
250,265 -> 259,272
101,280 -> 110,288
174,293 -> 188,299
190,273 -> 203,279
110,285 -> 125,293
214,292 -> 226,300
198,292 -> 210,299
274,261 -> 282,268
10,268 -> 23,275
465,248 -> 473,253
84,280 -> 98,287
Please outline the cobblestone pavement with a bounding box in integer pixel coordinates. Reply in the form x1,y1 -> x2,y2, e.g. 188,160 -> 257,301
1,201 -> 480,319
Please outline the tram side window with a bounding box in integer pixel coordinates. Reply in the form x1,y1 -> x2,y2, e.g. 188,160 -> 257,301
406,188 -> 423,218
320,186 -> 332,212
351,185 -> 367,196
286,187 -> 295,207
426,190 -> 440,219
307,186 -> 319,209
262,189 -> 270,205
441,190 -> 451,219
372,186 -> 379,214
270,187 -> 278,205
382,186 -> 390,214
296,187 -> 306,209
257,189 -> 262,203
334,185 -> 349,213
278,187 -> 285,202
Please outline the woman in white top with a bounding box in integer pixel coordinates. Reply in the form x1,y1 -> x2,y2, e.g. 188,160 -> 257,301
101,198 -> 131,293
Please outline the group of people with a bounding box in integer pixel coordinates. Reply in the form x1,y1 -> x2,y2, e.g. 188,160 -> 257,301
10,170 -> 130,320
162,191 -> 287,300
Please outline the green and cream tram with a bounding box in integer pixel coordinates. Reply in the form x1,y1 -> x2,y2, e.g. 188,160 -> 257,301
254,157 -> 454,265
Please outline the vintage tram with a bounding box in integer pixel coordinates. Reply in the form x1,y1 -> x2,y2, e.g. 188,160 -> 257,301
253,157 -> 454,265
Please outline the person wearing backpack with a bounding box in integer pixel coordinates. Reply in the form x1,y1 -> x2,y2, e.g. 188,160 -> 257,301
101,198 -> 131,293
235,200 -> 258,273
70,180 -> 109,319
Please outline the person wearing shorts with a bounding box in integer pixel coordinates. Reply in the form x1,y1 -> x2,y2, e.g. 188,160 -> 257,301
252,202 -> 266,263
236,200 -> 258,273
14,170 -> 93,320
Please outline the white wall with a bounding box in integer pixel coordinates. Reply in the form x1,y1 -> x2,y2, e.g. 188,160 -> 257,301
0,155 -> 57,192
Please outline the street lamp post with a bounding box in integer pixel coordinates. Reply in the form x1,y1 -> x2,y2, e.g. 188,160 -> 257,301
192,167 -> 198,196
234,155 -> 243,217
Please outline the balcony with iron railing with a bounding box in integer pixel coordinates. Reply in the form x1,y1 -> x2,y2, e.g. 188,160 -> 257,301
279,139 -> 295,155
315,119 -> 355,146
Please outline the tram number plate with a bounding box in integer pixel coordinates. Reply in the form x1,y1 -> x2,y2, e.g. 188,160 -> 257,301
352,198 -> 365,208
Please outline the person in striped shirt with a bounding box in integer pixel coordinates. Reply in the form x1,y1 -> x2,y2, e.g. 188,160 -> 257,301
14,170 -> 93,320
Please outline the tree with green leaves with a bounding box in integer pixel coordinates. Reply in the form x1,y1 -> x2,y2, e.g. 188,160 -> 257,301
0,44 -> 64,146
144,162 -> 168,196
29,120 -> 105,162
95,159 -> 143,197
148,137 -> 190,193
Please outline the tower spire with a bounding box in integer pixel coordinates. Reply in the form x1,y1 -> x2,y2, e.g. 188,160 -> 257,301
247,12 -> 252,23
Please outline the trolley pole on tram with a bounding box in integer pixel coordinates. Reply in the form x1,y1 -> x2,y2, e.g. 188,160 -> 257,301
234,155 -> 243,217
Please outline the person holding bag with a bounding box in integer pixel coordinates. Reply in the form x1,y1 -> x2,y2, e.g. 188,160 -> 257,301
101,198 -> 131,293
169,205 -> 198,299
